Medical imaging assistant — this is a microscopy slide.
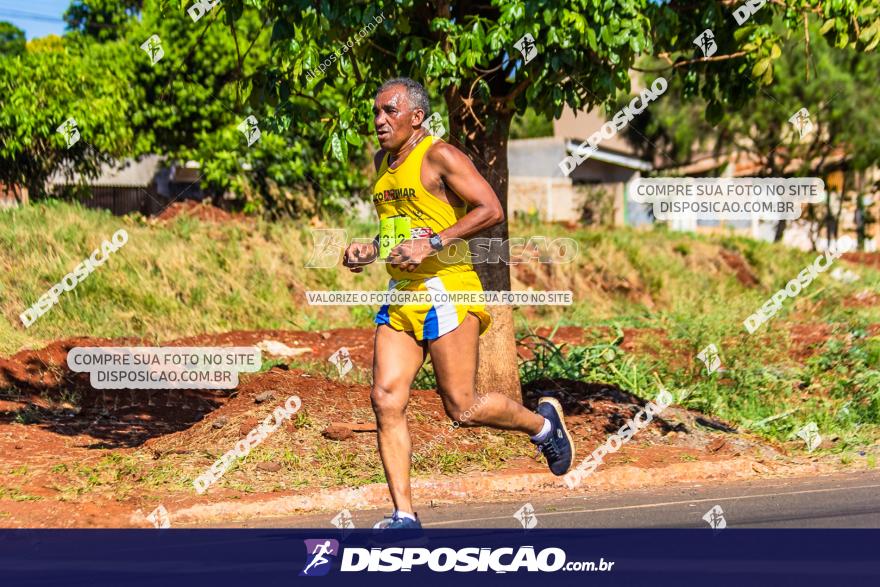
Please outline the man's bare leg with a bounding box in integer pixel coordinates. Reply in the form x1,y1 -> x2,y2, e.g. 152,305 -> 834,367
427,314 -> 545,434
371,324 -> 427,516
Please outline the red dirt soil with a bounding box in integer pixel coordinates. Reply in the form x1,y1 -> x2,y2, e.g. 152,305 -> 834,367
842,290 -> 880,308
0,320 -> 857,401
842,252 -> 880,269
516,326 -> 686,367
0,329 -> 374,392
155,200 -> 245,223
718,249 -> 760,287
0,363 -> 743,528
786,323 -> 836,362
0,322 -> 858,527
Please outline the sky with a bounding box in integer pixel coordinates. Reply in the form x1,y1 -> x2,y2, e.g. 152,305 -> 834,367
0,0 -> 69,39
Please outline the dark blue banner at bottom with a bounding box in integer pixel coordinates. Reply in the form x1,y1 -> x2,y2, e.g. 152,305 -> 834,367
1,529 -> 877,586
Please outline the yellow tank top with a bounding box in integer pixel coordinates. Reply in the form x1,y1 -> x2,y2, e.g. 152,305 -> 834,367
373,135 -> 473,281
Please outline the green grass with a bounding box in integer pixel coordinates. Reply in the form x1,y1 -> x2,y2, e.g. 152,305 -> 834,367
509,223 -> 880,331
0,200 -> 386,354
50,452 -> 157,499
292,411 -> 314,430
518,323 -> 880,449
508,222 -> 880,450
0,486 -> 42,501
286,357 -> 373,386
312,444 -> 385,487
3,200 -> 878,356
13,405 -> 41,424
412,433 -> 530,475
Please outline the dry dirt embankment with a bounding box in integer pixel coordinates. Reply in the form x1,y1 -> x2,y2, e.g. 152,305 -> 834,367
0,326 -> 858,528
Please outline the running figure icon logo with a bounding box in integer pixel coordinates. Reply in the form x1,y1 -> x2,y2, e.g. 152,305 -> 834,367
329,347 -> 354,378
513,503 -> 538,529
300,539 -> 339,576
696,343 -> 721,374
422,112 -> 446,138
237,115 -> 261,147
702,505 -> 727,530
789,108 -> 813,139
796,422 -> 822,452
140,35 -> 164,65
146,504 -> 171,528
514,33 -> 538,64
331,509 -> 356,539
693,29 -> 717,58
57,118 -> 80,149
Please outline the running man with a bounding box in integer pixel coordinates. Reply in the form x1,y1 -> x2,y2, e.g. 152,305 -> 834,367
302,540 -> 334,575
343,78 -> 574,531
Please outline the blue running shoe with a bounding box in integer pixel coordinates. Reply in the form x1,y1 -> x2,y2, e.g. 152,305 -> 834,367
533,397 -> 575,476
370,512 -> 427,546
373,512 -> 422,530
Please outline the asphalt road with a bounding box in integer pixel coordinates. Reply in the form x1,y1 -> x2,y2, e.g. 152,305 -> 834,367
198,469 -> 880,529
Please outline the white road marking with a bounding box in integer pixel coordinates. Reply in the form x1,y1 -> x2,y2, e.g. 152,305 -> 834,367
424,482 -> 880,527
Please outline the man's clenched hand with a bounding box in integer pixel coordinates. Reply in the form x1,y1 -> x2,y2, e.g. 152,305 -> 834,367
343,242 -> 378,273
388,238 -> 434,272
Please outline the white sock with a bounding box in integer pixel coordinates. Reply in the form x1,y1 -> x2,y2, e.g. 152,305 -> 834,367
394,509 -> 417,521
530,417 -> 552,443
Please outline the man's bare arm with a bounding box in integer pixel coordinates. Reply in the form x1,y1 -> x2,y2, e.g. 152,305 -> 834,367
425,143 -> 504,245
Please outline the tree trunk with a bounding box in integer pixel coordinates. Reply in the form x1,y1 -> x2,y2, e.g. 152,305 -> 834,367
773,220 -> 786,243
445,86 -> 522,401
855,172 -> 866,251
831,172 -> 846,244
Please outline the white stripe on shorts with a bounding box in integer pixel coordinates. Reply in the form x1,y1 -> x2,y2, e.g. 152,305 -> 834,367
425,276 -> 461,336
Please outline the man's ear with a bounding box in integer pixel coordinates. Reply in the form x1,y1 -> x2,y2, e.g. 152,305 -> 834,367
411,108 -> 426,128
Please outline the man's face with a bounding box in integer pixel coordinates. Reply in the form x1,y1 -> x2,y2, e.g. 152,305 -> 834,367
373,86 -> 424,151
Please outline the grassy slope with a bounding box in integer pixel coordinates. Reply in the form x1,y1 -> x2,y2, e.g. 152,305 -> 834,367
2,201 -> 879,452
0,201 -> 386,353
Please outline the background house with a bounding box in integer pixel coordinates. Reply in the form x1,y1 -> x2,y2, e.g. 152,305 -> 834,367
507,106 -> 653,227
47,156 -> 205,216
506,107 -> 878,251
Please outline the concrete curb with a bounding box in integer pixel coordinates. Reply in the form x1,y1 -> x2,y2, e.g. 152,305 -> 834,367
155,457 -> 835,526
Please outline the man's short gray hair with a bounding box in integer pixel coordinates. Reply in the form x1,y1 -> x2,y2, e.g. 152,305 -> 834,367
376,77 -> 430,117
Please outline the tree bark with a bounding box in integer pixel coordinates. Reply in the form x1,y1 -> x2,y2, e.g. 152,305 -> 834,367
773,220 -> 786,243
831,172 -> 846,244
445,86 -> 522,401
855,171 -> 866,251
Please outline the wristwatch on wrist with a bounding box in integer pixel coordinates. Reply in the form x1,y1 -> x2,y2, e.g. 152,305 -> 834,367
429,233 -> 444,251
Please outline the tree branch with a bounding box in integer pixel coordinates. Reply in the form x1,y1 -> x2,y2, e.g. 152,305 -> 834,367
474,63 -> 503,75
349,51 -> 364,84
159,6 -> 220,104
230,21 -> 243,108
633,51 -> 748,72
717,0 -> 823,13
460,68 -> 500,131
292,91 -> 336,118
367,39 -> 395,57
804,13 -> 812,81
502,76 -> 532,104
241,21 -> 266,63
